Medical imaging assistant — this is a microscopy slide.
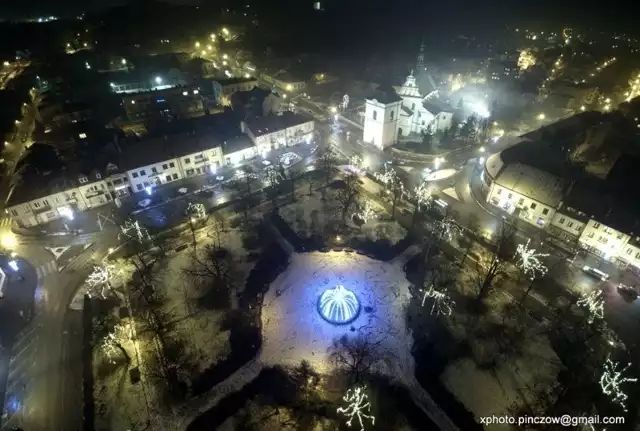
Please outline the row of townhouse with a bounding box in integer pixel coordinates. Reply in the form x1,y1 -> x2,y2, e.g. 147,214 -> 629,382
482,153 -> 640,270
6,113 -> 315,228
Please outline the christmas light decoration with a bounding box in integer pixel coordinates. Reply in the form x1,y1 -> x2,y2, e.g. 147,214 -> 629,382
86,264 -> 116,298
413,181 -> 434,210
577,289 -> 605,324
373,163 -> 396,186
600,356 -> 637,412
350,155 -> 363,170
436,217 -> 460,242
514,239 -> 549,280
354,200 -> 377,224
102,324 -> 129,360
120,219 -> 150,243
186,202 -> 206,220
517,49 -> 536,71
337,386 -> 375,430
318,285 -> 361,325
419,284 -> 454,316
264,165 -> 284,186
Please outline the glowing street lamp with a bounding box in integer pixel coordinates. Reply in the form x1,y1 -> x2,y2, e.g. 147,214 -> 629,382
537,113 -> 546,121
433,156 -> 445,170
286,84 -> 293,91
222,27 -> 229,35
154,76 -> 162,85
1,232 -> 17,251
330,106 -> 338,114
210,33 -> 216,40
195,41 -> 200,48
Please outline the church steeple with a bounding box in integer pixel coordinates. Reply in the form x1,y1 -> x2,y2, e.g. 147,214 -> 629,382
416,39 -> 425,72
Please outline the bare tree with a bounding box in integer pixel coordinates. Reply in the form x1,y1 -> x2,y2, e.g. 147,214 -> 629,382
328,333 -> 384,383
336,172 -> 361,225
473,222 -> 516,300
182,243 -> 237,309
318,147 -> 338,200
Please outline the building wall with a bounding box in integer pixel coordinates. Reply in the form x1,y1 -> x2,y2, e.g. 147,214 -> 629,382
618,242 -> 640,269
432,112 -> 453,132
105,173 -> 132,198
179,147 -> 224,178
578,219 -> 630,260
363,99 -> 400,149
285,120 -> 314,144
223,146 -> 256,166
78,180 -> 112,209
487,182 -> 556,228
126,158 -> 183,193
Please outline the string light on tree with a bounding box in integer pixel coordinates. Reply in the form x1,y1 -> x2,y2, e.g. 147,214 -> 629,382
600,356 -> 637,412
413,181 -> 434,211
101,324 -> 129,360
86,264 -> 117,298
514,239 -> 549,280
120,219 -> 150,243
186,202 -> 206,220
517,49 -> 536,72
577,289 -> 605,324
436,217 -> 460,242
373,163 -> 397,186
349,155 -> 363,171
337,386 -> 375,430
354,200 -> 377,224
419,284 -> 455,316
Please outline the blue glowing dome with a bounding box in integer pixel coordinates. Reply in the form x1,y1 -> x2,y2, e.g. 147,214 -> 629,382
318,285 -> 361,325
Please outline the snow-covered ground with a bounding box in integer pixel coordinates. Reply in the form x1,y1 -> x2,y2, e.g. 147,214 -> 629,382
177,249 -> 458,431
278,190 -> 407,245
93,226 -> 256,430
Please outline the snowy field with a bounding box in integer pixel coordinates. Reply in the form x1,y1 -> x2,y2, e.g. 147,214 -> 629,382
278,190 -> 407,245
93,226 -> 256,431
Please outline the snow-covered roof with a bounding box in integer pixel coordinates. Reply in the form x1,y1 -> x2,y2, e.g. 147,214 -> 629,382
484,153 -> 504,180
495,163 -> 565,206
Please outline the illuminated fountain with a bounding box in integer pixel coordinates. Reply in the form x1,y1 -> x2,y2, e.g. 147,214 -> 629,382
318,284 -> 361,325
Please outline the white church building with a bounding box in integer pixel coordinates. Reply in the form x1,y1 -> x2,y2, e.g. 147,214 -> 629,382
363,43 -> 454,150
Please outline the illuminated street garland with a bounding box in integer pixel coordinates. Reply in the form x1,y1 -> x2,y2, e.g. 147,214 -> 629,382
600,356 -> 637,412
337,386 -> 375,430
514,239 -> 549,280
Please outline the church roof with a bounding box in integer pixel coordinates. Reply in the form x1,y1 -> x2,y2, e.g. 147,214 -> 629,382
401,106 -> 413,117
396,73 -> 422,98
366,85 -> 402,104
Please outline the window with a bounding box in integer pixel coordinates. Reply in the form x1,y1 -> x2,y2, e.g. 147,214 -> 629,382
152,167 -> 158,174
172,173 -> 178,180
593,222 -> 601,229
411,103 -> 415,110
33,202 -> 40,208
530,202 -> 537,209
132,172 -> 139,178
10,209 -> 18,216
185,158 -> 191,164
559,217 -> 565,224
518,198 -> 524,205
78,133 -> 87,139
169,162 -> 175,168
143,181 -> 149,187
106,181 -> 112,187
587,232 -> 594,238
166,175 -> 172,182
542,208 -> 549,215
636,252 -> 640,259
186,168 -> 194,175
136,184 -> 143,191
79,176 -> 88,184
575,225 -> 580,231
140,170 -> 146,176
372,111 -> 377,121
390,111 -> 394,120
95,173 -> 101,179
507,193 -> 512,199
162,164 -> 168,170
604,227 -> 613,234
496,188 -> 502,195
123,177 -> 128,182
627,248 -> 632,255
617,232 -> 623,239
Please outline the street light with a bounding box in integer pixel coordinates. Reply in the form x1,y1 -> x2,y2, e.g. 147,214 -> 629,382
121,58 -> 127,65
1,232 -> 17,250
195,41 -> 200,48
330,106 -> 337,114
286,84 -> 293,91
537,113 -> 546,120
434,156 -> 445,170
210,33 -> 216,40
155,76 -> 163,85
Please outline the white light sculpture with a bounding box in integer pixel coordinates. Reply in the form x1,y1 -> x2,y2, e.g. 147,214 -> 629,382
373,163 -> 396,186
86,264 -> 116,298
577,289 -> 605,324
354,200 -> 377,224
600,356 -> 637,412
337,386 -> 375,430
515,239 -> 549,280
318,285 -> 361,325
419,284 -> 454,316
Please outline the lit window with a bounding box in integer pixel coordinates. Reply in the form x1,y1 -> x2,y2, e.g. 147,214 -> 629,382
593,222 -> 601,229
78,133 -> 87,139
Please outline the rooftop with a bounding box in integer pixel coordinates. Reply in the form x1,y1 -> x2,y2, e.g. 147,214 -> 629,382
245,112 -> 313,137
366,85 -> 402,105
494,163 -> 565,207
222,135 -> 254,155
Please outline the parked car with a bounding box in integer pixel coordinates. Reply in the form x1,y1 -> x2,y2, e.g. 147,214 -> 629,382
581,265 -> 610,281
617,283 -> 638,299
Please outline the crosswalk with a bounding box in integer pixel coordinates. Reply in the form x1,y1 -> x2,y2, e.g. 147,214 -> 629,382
0,216 -> 13,229
35,260 -> 57,280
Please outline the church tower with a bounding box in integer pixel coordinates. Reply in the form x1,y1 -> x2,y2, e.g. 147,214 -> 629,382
416,39 -> 425,73
363,86 -> 402,149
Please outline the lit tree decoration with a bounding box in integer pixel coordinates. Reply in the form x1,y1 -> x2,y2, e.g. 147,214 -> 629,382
354,200 -> 377,224
413,181 -> 434,211
264,165 -> 284,187
120,219 -> 150,243
599,356 -> 637,412
102,323 -> 129,360
350,155 -> 363,171
517,49 -> 536,72
342,94 -> 350,111
186,202 -> 206,220
514,239 -> 549,280
373,163 -> 397,187
436,217 -> 460,243
419,284 -> 455,316
337,386 -> 375,430
86,264 -> 117,298
577,289 -> 605,324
